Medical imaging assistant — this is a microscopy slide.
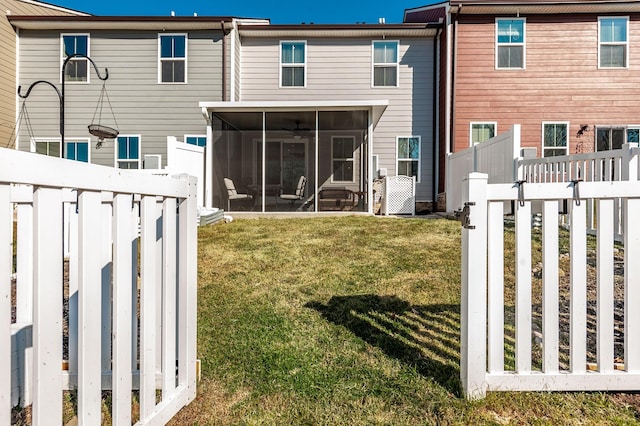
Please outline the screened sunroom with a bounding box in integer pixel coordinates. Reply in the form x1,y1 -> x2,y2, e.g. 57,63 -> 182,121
200,101 -> 388,213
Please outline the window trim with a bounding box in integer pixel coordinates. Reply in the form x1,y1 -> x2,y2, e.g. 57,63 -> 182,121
115,135 -> 142,169
184,134 -> 207,147
279,40 -> 307,88
331,135 -> 356,183
598,16 -> 629,69
372,40 -> 400,88
158,33 -> 188,84
396,135 -> 421,183
469,121 -> 497,146
61,33 -> 90,84
31,137 -> 61,158
495,18 -> 526,70
542,121 -> 570,157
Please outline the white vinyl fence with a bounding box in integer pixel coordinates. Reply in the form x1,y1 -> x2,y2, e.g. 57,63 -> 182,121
446,125 -> 522,212
1,148 -> 198,425
519,144 -> 640,239
461,172 -> 640,399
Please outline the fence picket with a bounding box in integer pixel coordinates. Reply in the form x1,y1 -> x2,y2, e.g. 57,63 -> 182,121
15,202 -> 33,325
515,200 -> 532,373
32,187 -> 63,425
597,199 -> 615,372
542,200 -> 559,373
78,190 -> 103,423
570,199 -> 587,373
140,195 -> 158,422
162,198 -> 178,396
487,201 -> 504,373
0,185 -> 11,425
112,193 -> 133,425
624,198 -> 640,371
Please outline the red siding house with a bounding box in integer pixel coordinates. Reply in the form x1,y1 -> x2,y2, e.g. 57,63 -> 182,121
406,0 -> 640,197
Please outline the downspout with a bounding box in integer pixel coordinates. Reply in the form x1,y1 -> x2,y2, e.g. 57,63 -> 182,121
450,6 -> 459,154
433,26 -> 442,210
220,20 -> 229,101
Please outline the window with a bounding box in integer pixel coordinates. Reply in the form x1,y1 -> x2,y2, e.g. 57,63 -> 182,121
397,136 -> 420,181
470,122 -> 497,145
116,135 -> 141,169
280,41 -> 306,87
596,126 -> 639,150
373,41 -> 399,87
599,17 -> 628,68
185,135 -> 206,147
159,34 -> 187,83
66,140 -> 90,162
32,138 -> 61,157
62,34 -> 89,82
496,18 -> 525,69
542,122 -> 569,157
331,136 -> 355,182
628,127 -> 640,145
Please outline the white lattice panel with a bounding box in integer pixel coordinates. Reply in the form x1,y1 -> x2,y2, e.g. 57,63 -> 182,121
383,176 -> 416,215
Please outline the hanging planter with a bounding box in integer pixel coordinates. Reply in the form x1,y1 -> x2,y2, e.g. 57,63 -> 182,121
89,81 -> 119,148
88,124 -> 118,140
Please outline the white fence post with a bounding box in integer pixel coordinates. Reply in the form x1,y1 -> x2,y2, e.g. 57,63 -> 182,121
178,176 -> 198,401
0,185 -> 11,424
460,172 -> 488,399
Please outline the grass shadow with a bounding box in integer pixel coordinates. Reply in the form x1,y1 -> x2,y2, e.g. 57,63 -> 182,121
306,294 -> 462,396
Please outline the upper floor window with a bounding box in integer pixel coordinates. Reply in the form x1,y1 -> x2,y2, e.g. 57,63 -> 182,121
62,34 -> 89,82
397,136 -> 420,181
331,136 -> 355,182
116,135 -> 141,169
159,34 -> 187,83
373,41 -> 399,87
599,17 -> 628,68
185,135 -> 206,147
470,122 -> 496,145
280,41 -> 306,87
542,122 -> 569,157
496,18 -> 525,69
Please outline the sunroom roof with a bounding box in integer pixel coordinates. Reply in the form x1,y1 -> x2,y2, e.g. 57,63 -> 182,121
199,100 -> 390,127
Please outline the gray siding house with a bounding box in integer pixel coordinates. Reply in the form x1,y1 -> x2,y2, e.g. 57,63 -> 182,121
10,15 -> 236,167
11,14 -> 440,214
202,23 -> 441,213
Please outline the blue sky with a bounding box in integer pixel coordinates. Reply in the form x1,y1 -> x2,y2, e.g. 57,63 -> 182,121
50,0 -> 440,24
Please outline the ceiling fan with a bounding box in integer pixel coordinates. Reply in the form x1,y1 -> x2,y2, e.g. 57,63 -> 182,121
282,120 -> 311,137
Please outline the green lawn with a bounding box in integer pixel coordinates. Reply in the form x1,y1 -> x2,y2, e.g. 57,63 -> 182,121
170,216 -> 639,425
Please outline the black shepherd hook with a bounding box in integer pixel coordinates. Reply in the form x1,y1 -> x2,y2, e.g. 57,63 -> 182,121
17,54 -> 109,158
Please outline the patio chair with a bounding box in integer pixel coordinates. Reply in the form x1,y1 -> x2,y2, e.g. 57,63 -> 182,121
278,175 -> 307,208
224,177 -> 253,211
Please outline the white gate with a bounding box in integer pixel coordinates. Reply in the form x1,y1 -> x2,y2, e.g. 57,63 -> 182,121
461,172 -> 640,399
1,148 -> 198,425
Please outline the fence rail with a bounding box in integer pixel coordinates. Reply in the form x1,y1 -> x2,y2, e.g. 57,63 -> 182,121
1,148 -> 198,425
461,172 -> 640,399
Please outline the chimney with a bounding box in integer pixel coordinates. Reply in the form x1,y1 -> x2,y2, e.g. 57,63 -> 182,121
378,17 -> 386,24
